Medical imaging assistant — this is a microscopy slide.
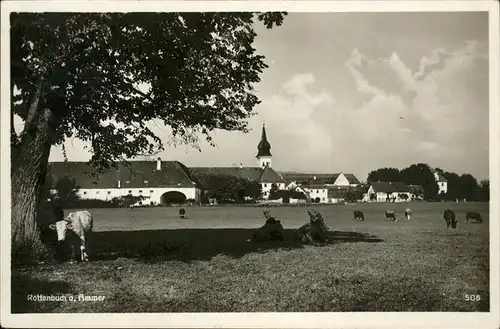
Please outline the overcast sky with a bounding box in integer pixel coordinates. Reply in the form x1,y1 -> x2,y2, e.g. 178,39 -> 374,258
42,12 -> 489,182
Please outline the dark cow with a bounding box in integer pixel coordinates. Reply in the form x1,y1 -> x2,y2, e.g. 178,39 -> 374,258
353,210 -> 365,221
295,210 -> 329,244
253,210 -> 285,242
443,209 -> 457,228
465,211 -> 483,223
404,208 -> 412,220
179,208 -> 187,219
385,210 -> 397,222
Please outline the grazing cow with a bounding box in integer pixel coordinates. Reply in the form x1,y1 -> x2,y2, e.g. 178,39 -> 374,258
465,211 -> 483,223
128,204 -> 135,210
353,210 -> 365,221
179,208 -> 187,219
295,209 -> 329,244
49,210 -> 94,262
404,208 -> 412,220
385,210 -> 397,222
253,210 -> 285,242
443,209 -> 457,229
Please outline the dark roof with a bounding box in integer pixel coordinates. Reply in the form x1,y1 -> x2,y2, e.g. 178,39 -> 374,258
191,167 -> 262,182
370,182 -> 409,193
190,166 -> 284,183
48,161 -> 203,189
259,165 -> 284,183
279,172 -> 361,185
280,173 -> 338,185
431,169 -> 448,182
343,173 -> 361,185
256,124 -> 272,157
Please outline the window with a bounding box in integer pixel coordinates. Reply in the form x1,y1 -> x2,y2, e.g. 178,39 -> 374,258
264,184 -> 267,188
139,190 -> 143,193
96,191 -> 100,195
150,190 -> 154,194
83,191 -> 87,195
107,191 -> 111,195
128,190 -> 132,194
316,190 -> 319,193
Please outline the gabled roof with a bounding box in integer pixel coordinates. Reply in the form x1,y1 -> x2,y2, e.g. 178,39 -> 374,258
370,181 -> 409,193
431,169 -> 448,182
342,173 -> 361,185
259,166 -> 284,183
48,161 -> 203,189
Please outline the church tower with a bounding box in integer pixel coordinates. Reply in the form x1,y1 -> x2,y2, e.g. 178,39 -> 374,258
256,123 -> 272,168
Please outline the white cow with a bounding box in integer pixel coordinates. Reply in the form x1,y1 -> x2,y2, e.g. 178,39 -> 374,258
404,208 -> 412,220
49,210 -> 94,262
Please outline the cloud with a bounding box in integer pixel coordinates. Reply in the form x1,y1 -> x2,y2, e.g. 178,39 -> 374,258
339,41 -> 489,178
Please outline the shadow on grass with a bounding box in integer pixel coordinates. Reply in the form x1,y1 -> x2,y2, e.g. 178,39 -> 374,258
11,272 -> 72,313
90,228 -> 383,263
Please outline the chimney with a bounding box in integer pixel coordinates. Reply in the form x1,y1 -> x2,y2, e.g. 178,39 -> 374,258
240,163 -> 243,169
157,157 -> 161,171
118,180 -> 121,188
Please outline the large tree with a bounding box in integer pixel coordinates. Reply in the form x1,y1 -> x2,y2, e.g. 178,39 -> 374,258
456,174 -> 479,202
10,12 -> 286,260
366,167 -> 401,183
399,163 -> 439,201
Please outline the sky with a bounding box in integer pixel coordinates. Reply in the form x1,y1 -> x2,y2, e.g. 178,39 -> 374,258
20,12 -> 490,182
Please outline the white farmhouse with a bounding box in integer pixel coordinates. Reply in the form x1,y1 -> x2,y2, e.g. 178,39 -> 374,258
364,182 -> 411,202
431,169 -> 448,195
48,159 -> 204,205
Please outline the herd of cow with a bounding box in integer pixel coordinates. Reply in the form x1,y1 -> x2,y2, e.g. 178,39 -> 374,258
43,205 -> 484,263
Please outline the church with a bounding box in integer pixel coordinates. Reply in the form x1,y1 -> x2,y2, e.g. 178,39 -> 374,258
48,124 -> 362,205
48,124 -> 286,205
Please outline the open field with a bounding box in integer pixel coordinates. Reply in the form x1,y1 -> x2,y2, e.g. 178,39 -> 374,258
12,202 -> 490,312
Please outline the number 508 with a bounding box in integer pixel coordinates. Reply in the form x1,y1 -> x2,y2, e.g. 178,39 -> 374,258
465,294 -> 481,301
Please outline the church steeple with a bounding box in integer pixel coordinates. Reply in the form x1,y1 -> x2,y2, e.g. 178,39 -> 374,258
256,123 -> 272,168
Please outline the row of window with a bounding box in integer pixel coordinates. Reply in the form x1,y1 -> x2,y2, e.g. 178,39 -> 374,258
82,189 -> 155,195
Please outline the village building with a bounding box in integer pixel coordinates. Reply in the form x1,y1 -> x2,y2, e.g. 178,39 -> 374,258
48,124 -> 285,205
48,123 -> 365,205
363,182 -> 411,202
190,124 -> 285,200
431,168 -> 448,195
48,159 -> 204,205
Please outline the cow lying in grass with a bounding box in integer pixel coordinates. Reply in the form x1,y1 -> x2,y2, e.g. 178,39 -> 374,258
465,211 -> 483,223
252,210 -> 285,242
443,209 -> 457,229
404,208 -> 412,220
295,209 -> 329,244
50,210 -> 94,262
353,210 -> 365,221
385,210 -> 397,222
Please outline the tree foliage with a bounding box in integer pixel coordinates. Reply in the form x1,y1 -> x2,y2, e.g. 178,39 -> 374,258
399,163 -> 438,201
10,12 -> 286,260
197,173 -> 261,202
11,12 -> 286,171
366,167 -> 401,183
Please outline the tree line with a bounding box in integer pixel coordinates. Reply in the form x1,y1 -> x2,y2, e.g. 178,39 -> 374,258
366,163 -> 489,202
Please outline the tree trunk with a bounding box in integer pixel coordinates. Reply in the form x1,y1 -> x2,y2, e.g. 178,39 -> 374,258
11,90 -> 55,262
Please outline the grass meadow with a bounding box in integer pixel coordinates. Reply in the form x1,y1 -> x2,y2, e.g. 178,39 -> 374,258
12,202 -> 490,313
